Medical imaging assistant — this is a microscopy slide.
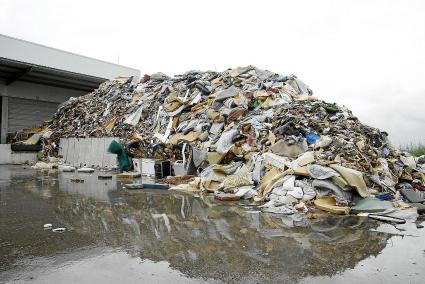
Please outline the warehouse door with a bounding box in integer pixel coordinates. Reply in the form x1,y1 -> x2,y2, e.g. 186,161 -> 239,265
7,97 -> 59,133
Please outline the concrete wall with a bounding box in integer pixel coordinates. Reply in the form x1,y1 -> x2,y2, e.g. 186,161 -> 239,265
0,137 -> 119,167
59,137 -> 118,168
0,144 -> 37,164
0,34 -> 140,80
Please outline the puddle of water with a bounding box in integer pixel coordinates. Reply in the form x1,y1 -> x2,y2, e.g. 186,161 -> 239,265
0,165 -> 424,283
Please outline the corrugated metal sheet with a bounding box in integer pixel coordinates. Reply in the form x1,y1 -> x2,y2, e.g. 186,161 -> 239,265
8,97 -> 58,132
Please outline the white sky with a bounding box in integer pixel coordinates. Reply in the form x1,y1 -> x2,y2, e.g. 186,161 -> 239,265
1,0 -> 424,146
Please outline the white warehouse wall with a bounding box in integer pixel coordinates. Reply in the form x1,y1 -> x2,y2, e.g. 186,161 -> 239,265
0,34 -> 140,80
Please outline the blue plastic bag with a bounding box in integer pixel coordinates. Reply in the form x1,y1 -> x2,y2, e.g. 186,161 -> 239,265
306,132 -> 320,145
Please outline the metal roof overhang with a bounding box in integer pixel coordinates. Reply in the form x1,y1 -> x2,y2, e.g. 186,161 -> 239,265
0,57 -> 107,92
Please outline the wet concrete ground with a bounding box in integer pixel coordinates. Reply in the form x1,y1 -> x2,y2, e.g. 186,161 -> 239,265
0,165 -> 424,284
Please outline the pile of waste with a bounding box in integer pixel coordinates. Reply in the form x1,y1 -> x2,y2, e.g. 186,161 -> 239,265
17,66 -> 425,220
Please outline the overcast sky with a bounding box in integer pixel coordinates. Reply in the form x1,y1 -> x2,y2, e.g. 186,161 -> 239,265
1,0 -> 424,147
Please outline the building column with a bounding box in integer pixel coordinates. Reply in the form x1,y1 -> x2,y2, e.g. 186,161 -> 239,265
1,95 -> 8,144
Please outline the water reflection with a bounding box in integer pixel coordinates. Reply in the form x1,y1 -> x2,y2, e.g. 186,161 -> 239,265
0,166 -> 389,283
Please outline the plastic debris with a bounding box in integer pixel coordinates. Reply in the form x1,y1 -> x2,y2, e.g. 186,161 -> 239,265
351,197 -> 394,214
124,183 -> 144,190
108,140 -> 131,172
98,175 -> 113,179
52,228 -> 66,232
77,167 -> 95,173
400,187 -> 424,203
314,197 -> 350,215
367,214 -> 406,224
307,164 -> 340,180
306,132 -> 320,145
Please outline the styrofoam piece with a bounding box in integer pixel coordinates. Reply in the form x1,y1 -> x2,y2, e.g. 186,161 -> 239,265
141,158 -> 155,176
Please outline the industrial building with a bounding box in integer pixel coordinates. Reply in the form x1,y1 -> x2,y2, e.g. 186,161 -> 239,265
0,34 -> 140,144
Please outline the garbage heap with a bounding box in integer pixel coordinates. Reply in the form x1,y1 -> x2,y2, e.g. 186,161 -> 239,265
24,66 -> 425,217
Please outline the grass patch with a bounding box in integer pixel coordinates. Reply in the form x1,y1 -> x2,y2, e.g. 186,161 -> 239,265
403,143 -> 425,157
